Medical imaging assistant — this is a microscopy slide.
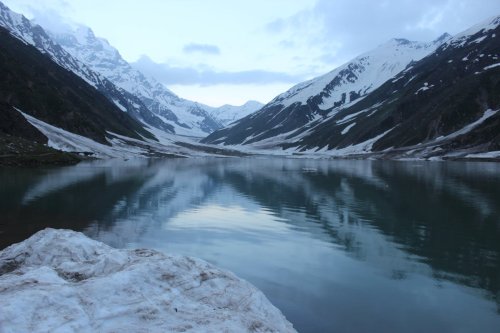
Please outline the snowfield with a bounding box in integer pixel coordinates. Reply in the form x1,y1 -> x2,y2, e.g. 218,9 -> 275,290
0,229 -> 295,333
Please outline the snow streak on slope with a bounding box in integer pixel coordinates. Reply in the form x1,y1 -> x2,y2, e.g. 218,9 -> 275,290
0,228 -> 296,333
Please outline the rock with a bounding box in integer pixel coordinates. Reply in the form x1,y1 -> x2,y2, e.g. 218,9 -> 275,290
0,228 -> 295,332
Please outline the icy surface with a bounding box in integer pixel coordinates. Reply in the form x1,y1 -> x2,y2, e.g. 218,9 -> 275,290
0,229 -> 295,333
19,109 -> 242,159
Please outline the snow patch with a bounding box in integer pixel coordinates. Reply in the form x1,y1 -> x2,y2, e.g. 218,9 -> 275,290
484,63 -> 500,70
415,82 -> 435,94
113,100 -> 128,112
0,229 -> 296,333
433,109 -> 498,142
465,150 -> 500,158
341,122 -> 356,135
268,36 -> 445,110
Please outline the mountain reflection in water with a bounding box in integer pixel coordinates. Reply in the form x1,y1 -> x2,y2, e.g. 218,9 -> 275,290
1,158 -> 499,333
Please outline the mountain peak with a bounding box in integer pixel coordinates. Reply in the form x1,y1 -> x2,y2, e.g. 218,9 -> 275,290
433,32 -> 452,44
392,38 -> 411,45
74,25 -> 95,43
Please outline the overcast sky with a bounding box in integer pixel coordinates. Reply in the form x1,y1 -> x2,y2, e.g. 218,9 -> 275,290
4,0 -> 500,106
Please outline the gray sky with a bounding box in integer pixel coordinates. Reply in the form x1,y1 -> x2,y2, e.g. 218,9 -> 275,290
4,0 -> 500,106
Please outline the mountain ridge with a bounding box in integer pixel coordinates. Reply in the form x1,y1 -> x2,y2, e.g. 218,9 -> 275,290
202,15 -> 500,159
203,33 -> 451,146
0,1 -> 173,136
0,25 -> 154,145
48,25 -> 262,136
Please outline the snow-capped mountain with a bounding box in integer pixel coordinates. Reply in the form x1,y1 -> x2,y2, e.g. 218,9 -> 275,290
207,100 -> 263,126
47,23 -> 272,136
0,22 -> 160,149
287,15 -> 500,156
271,35 -> 451,111
49,26 -> 224,136
0,1 -> 174,135
202,33 -> 451,145
205,15 -> 500,160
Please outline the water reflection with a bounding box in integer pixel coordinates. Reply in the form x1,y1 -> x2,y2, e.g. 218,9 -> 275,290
1,158 -> 499,332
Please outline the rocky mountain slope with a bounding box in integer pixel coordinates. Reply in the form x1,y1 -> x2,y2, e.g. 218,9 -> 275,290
0,1 -> 173,135
0,2 -> 251,160
286,16 -> 500,158
0,26 -> 154,145
47,23 -> 263,136
203,16 -> 500,159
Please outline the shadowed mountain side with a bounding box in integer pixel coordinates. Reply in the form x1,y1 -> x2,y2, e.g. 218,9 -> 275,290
0,27 -> 155,145
290,25 -> 500,153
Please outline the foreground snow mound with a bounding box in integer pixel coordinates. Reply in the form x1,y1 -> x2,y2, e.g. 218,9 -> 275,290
0,229 -> 295,333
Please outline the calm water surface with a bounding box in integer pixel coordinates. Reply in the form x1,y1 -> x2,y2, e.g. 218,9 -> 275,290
1,158 -> 499,333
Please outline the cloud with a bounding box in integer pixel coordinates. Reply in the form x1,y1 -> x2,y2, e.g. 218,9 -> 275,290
31,8 -> 76,34
132,55 -> 303,86
267,0 -> 500,65
183,43 -> 221,55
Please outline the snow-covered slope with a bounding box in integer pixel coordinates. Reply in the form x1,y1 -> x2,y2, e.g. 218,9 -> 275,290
208,100 -> 264,126
19,109 -> 248,159
49,26 -> 223,136
203,33 -> 450,145
271,34 -> 450,110
284,15 -> 500,156
0,228 -> 295,332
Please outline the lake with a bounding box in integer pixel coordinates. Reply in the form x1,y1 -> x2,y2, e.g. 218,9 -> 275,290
1,157 -> 499,333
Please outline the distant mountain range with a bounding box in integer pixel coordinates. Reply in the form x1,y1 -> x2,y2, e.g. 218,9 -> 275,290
0,1 -> 260,137
206,100 -> 264,127
0,0 -> 498,161
49,26 -> 262,136
203,16 -> 500,160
